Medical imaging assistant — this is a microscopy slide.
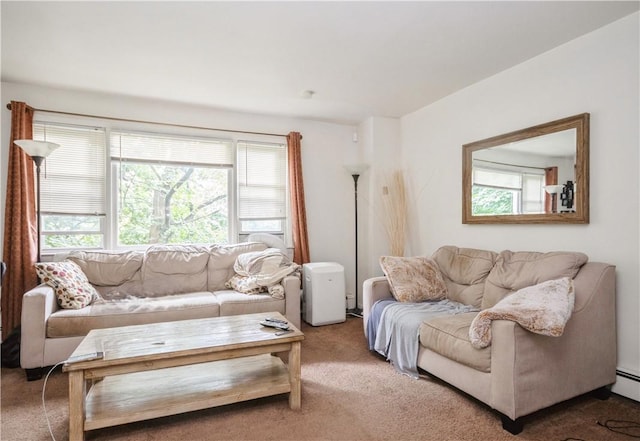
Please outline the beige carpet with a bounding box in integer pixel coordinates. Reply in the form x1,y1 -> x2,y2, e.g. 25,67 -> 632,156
2,317 -> 639,441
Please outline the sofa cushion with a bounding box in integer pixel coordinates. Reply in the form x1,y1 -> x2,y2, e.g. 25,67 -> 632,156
207,242 -> 267,291
142,245 -> 210,296
420,312 -> 491,373
379,256 -> 448,302
67,250 -> 143,286
482,250 -> 588,309
432,246 -> 497,308
35,260 -> 98,309
46,292 -> 220,337
213,290 -> 285,316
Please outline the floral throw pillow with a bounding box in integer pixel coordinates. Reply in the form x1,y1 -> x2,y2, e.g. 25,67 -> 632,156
35,260 -> 98,309
379,256 -> 448,302
225,274 -> 266,295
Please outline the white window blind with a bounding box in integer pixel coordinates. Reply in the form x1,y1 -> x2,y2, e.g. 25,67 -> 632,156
33,122 -> 107,215
237,141 -> 287,221
110,131 -> 234,166
473,168 -> 522,189
522,174 -> 544,213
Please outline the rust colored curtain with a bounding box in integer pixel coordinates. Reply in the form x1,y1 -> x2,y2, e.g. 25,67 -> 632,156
2,101 -> 37,340
544,166 -> 558,214
286,132 -> 310,264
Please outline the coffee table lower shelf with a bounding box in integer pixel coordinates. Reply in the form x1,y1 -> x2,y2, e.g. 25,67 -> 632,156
84,354 -> 291,431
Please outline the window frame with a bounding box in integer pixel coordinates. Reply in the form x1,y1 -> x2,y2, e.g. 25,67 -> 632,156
34,113 -> 290,256
33,120 -> 108,251
471,165 -> 545,215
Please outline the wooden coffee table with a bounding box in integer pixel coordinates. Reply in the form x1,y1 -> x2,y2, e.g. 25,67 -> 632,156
63,312 -> 304,441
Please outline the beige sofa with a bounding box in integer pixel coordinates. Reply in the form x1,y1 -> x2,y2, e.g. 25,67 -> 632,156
21,242 -> 301,380
363,246 -> 616,434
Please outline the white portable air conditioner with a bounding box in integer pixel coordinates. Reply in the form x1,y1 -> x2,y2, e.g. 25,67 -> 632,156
302,262 -> 346,326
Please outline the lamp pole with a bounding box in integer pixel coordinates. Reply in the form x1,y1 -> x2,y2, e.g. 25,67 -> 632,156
349,172 -> 362,317
32,156 -> 45,263
344,163 -> 368,318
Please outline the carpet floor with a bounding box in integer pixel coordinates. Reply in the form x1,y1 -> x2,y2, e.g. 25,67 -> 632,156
2,316 -> 639,441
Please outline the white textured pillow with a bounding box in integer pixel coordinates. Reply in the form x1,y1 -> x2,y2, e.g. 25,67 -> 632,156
35,260 -> 98,309
379,256 -> 448,302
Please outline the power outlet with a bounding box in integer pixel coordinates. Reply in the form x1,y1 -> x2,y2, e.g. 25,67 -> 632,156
346,292 -> 356,310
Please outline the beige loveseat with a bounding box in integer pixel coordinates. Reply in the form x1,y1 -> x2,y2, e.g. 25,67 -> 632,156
21,242 -> 301,380
363,246 -> 616,434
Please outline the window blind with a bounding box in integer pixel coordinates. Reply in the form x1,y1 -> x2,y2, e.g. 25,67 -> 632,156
33,122 -> 107,216
110,131 -> 234,166
473,168 -> 522,189
522,174 -> 544,213
237,141 -> 287,220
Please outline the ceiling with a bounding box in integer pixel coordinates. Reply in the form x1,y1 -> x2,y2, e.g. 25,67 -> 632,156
2,1 -> 638,125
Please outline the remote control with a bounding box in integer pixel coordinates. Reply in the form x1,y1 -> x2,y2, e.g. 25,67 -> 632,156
265,317 -> 288,325
260,320 -> 290,331
66,351 -> 104,363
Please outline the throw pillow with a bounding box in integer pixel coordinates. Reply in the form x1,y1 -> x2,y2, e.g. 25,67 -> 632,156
379,256 -> 448,302
35,260 -> 98,309
225,274 -> 265,295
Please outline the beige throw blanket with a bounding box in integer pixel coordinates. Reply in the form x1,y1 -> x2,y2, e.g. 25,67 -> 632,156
229,248 -> 299,299
469,277 -> 574,349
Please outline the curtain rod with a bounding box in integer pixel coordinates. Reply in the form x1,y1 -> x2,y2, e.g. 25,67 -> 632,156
6,102 -> 291,138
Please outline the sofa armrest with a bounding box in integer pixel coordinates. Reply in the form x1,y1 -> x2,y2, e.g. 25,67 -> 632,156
363,276 -> 394,336
20,284 -> 59,369
283,274 -> 301,330
490,262 -> 616,420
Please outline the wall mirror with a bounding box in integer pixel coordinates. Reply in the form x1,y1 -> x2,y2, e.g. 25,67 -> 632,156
462,113 -> 589,224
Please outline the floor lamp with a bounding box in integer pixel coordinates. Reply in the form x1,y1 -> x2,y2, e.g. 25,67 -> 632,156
344,164 -> 368,317
15,140 -> 60,262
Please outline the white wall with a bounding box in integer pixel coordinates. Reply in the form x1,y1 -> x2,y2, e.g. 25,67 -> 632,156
0,81 -> 358,292
357,116 -> 402,307
397,13 -> 639,400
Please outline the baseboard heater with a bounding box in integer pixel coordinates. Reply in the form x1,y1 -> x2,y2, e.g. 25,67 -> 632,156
616,369 -> 640,382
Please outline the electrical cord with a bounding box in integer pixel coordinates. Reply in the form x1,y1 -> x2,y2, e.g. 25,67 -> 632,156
597,419 -> 640,438
42,361 -> 65,441
560,420 -> 640,441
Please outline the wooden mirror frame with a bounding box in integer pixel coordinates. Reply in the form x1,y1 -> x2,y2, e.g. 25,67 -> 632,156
462,113 -> 589,224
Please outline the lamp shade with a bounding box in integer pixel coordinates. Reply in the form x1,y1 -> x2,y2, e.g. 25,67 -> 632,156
14,140 -> 60,158
344,164 -> 369,176
544,184 -> 564,195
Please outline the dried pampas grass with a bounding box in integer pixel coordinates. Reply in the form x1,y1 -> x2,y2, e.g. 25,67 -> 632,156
380,170 -> 407,256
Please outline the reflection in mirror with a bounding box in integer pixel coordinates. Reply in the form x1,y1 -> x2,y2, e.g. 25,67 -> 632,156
462,113 -> 589,224
472,129 -> 576,215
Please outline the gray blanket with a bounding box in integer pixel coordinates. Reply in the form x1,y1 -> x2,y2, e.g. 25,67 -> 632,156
367,298 -> 398,351
372,299 -> 478,378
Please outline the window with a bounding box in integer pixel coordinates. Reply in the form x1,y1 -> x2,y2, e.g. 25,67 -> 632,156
33,122 -> 107,250
110,131 -> 233,247
34,117 -> 289,253
472,166 -> 544,215
237,141 -> 287,235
